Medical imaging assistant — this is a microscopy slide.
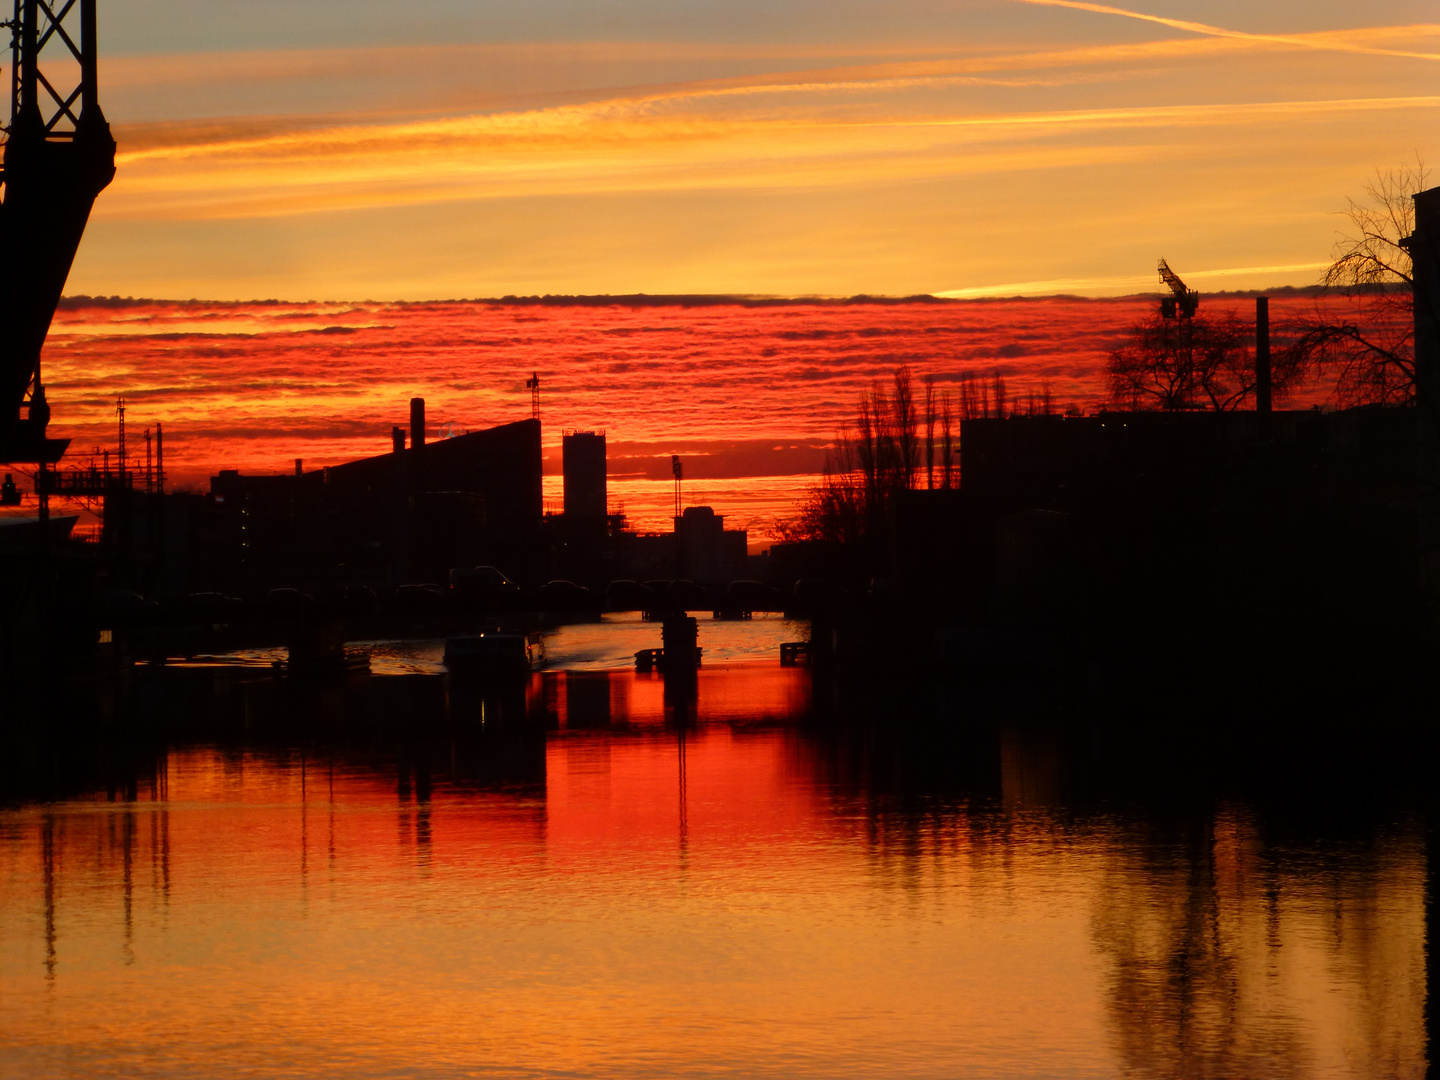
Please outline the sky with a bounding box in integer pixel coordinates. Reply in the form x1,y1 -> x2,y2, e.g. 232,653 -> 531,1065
45,294 -> 1145,538
11,1 -> 1434,542
65,0 -> 1440,300
33,291 -> 1348,544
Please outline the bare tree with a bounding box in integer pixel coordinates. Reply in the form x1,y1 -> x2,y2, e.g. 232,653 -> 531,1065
1326,162 -> 1422,290
1290,161 -> 1426,410
892,365 -> 920,491
1108,310 -> 1308,412
786,365 -> 932,543
958,371 -> 984,420
780,426 -> 866,546
940,391 -> 955,488
991,372 -> 1009,419
924,376 -> 936,490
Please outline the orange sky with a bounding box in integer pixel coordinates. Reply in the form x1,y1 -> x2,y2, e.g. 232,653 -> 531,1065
8,3 -> 1434,539
18,292 -> 1360,541
60,0 -> 1439,299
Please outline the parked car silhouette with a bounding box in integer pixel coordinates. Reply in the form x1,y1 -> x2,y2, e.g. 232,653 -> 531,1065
727,580 -> 783,611
342,584 -> 380,617
605,579 -> 655,612
392,583 -> 448,615
449,566 -> 518,608
538,580 -> 593,611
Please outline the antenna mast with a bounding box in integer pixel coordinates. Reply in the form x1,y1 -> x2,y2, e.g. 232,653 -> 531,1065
525,372 -> 541,420
116,395 -> 125,479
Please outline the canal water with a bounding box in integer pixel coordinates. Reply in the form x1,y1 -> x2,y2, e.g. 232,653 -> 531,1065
0,650 -> 1430,1078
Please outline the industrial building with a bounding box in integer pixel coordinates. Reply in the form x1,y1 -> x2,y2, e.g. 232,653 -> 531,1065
205,402 -> 542,592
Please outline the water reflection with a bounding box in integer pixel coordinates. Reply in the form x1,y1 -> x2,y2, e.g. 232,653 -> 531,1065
1089,807 -> 1424,1079
0,668 -> 1429,1079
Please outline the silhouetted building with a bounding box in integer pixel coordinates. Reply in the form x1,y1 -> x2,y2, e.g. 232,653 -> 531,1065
562,431 -> 607,519
676,506 -> 746,583
206,410 -> 542,590
881,406 -> 1433,685
1410,186 -> 1440,412
602,506 -> 751,584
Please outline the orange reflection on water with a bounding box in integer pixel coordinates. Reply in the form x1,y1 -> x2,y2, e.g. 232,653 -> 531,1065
0,687 -> 1427,1078
532,665 -> 811,729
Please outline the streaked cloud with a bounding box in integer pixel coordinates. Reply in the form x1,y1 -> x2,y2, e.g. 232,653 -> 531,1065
1011,0 -> 1440,62
63,6 -> 1440,299
36,293 -> 1370,537
95,89 -> 1438,227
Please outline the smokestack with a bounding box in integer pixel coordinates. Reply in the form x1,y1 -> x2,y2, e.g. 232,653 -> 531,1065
392,426 -> 406,454
1255,296 -> 1271,414
295,458 -> 303,477
410,398 -> 425,449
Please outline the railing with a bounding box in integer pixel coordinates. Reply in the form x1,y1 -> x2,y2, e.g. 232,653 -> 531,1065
44,461 -> 162,497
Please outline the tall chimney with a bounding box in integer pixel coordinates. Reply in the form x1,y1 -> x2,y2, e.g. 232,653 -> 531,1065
392,426 -> 406,454
410,397 -> 425,450
1255,296 -> 1271,414
295,458 -> 303,476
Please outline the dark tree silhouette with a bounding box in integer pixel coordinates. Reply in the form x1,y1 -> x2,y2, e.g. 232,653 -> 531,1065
785,365 -> 926,544
784,365 -> 1061,544
1289,162 -> 1425,410
1107,310 -> 1305,412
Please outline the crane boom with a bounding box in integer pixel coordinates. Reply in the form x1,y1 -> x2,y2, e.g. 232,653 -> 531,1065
1157,258 -> 1199,319
0,0 -> 116,463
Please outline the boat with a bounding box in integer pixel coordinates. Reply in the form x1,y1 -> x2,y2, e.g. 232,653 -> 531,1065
443,631 -> 545,680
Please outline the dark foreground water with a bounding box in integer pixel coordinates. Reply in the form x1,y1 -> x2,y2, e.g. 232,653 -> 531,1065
0,662 -> 1431,1079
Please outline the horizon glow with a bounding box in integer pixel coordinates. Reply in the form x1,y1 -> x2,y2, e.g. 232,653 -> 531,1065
14,292 -> 1361,544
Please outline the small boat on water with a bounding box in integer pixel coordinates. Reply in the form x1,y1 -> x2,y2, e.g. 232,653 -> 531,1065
443,631 -> 545,680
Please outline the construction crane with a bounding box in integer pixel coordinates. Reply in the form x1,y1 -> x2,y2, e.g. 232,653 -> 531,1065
1157,259 -> 1199,320
0,0 -> 116,465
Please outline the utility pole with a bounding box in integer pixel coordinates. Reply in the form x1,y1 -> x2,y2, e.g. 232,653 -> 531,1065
1255,297 -> 1271,414
116,396 -> 126,481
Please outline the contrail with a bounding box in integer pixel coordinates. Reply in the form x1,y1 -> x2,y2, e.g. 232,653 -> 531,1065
1011,0 -> 1440,61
